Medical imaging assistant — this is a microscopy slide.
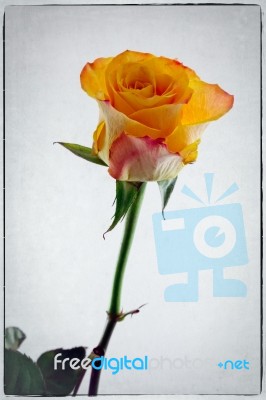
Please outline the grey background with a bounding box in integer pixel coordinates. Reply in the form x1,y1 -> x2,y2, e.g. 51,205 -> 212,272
4,4 -> 261,395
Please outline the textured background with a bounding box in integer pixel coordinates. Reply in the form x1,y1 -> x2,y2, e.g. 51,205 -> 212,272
4,4 -> 261,395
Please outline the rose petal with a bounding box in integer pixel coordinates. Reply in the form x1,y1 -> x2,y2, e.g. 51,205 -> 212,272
107,54 -> 194,113
119,63 -> 155,93
181,80 -> 234,125
109,134 -> 184,182
92,121 -> 106,154
118,90 -> 174,111
179,140 -> 200,164
106,50 -> 154,73
105,50 -> 155,104
130,103 -> 183,136
96,101 -> 161,164
165,124 -> 208,153
113,91 -> 136,115
80,57 -> 113,100
143,57 -> 196,100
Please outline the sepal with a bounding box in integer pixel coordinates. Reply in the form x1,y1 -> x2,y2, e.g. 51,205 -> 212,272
105,180 -> 144,236
56,142 -> 107,166
158,177 -> 177,218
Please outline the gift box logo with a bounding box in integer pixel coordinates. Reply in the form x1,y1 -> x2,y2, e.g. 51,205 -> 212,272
152,174 -> 248,302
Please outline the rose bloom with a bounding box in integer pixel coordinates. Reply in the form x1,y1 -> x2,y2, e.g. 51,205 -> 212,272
81,50 -> 233,182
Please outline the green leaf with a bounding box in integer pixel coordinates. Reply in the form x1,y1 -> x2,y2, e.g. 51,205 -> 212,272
158,177 -> 178,218
56,142 -> 107,166
5,327 -> 26,350
4,349 -> 46,395
37,347 -> 86,396
105,181 -> 144,236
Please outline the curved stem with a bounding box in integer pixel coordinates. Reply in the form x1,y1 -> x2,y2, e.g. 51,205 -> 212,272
88,182 -> 146,396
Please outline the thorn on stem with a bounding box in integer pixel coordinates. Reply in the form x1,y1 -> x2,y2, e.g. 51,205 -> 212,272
118,303 -> 147,321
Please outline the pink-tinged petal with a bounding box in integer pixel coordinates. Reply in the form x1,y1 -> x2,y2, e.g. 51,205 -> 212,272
109,134 -> 183,182
96,100 -> 161,165
181,80 -> 234,125
80,57 -> 113,100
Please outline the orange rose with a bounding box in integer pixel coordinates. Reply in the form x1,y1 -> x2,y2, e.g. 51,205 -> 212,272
80,50 -> 233,182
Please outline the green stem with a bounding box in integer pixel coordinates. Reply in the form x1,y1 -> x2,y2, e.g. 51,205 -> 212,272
109,182 -> 146,316
88,182 -> 146,396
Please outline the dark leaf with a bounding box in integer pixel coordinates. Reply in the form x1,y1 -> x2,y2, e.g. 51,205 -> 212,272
37,347 -> 86,396
105,181 -> 143,235
5,327 -> 26,350
158,177 -> 178,218
4,349 -> 46,395
56,142 -> 107,166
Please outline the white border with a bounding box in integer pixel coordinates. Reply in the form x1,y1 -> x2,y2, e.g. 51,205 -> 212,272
1,1 -> 264,399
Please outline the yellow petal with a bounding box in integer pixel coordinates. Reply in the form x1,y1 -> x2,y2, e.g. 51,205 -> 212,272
107,50 -> 154,71
179,140 -> 200,164
108,54 -> 193,113
143,57 -> 196,101
118,90 -> 174,111
118,63 -> 155,93
181,80 -> 234,125
105,51 -> 155,111
165,124 -> 208,153
103,51 -> 196,114
113,91 -> 136,115
130,103 -> 182,137
80,57 -> 113,100
92,121 -> 106,154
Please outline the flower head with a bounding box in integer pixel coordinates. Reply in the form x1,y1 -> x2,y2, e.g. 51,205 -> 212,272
81,50 -> 233,182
